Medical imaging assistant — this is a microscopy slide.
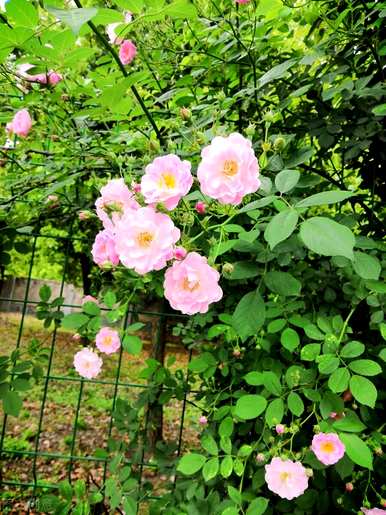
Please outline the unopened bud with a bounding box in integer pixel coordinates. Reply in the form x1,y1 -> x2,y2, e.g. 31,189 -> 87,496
232,349 -> 241,358
275,424 -> 285,434
262,141 -> 272,152
345,482 -> 354,492
273,137 -> 285,151
131,181 -> 141,194
195,201 -> 206,214
199,416 -> 208,426
173,246 -> 187,260
343,390 -> 352,402
180,107 -> 191,120
148,139 -> 160,152
256,453 -> 265,463
374,447 -> 383,456
222,263 -> 234,275
305,468 -> 313,478
78,210 -> 91,221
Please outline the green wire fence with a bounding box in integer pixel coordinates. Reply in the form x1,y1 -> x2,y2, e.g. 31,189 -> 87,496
0,222 -> 194,511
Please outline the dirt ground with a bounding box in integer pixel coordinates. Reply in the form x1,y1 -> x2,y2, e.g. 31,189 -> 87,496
0,312 -> 201,513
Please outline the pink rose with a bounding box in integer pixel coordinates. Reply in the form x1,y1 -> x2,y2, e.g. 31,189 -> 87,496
199,416 -> 208,425
73,348 -> 103,379
47,71 -> 62,85
91,229 -> 120,267
173,246 -> 187,260
197,133 -> 260,205
275,424 -> 285,434
195,201 -> 206,214
114,206 -> 180,275
119,40 -> 137,65
106,11 -> 132,44
17,65 -> 62,86
95,327 -> 121,355
141,154 -> 193,210
6,109 -> 32,138
95,178 -> 139,231
311,432 -> 345,466
164,252 -> 223,315
265,457 -> 308,500
82,295 -> 97,304
361,510 -> 386,515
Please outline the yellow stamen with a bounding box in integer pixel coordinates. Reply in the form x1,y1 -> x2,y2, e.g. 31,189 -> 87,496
182,277 -> 199,292
321,442 -> 335,453
280,472 -> 291,482
103,336 -> 112,346
223,159 -> 238,177
137,231 -> 153,247
158,172 -> 176,189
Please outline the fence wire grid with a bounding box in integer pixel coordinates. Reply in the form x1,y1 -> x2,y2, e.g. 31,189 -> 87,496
0,223 -> 194,511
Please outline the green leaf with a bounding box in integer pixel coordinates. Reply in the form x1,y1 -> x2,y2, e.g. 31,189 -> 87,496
231,290 -> 265,341
275,169 -> 300,193
39,285 -> 51,302
353,252 -> 381,280
265,398 -> 284,426
338,433 -> 373,470
372,103 -> 386,116
227,485 -> 242,505
328,368 -> 350,393
220,456 -> 233,478
280,328 -> 300,352
300,217 -> 355,260
350,375 -> 377,408
300,343 -> 321,361
287,392 -> 304,416
82,301 -> 101,316
229,261 -> 259,280
104,291 -> 117,308
295,191 -> 354,208
116,0 -> 144,13
348,359 -> 382,376
234,395 -> 267,420
264,209 -> 298,249
219,416 -> 234,438
61,313 -> 89,330
262,371 -> 282,396
3,390 -> 22,416
318,355 -> 339,374
6,0 -> 38,27
122,335 -> 142,355
333,411 -> 366,433
46,6 -> 98,35
264,271 -> 301,296
164,0 -> 198,18
201,434 -> 218,455
258,58 -> 298,87
340,341 -> 365,358
177,453 -> 206,475
244,372 -> 264,386
246,497 -> 269,515
202,457 -> 219,482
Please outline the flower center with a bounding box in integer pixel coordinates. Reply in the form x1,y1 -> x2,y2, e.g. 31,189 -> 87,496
182,277 -> 199,292
105,201 -> 124,215
280,471 -> 291,482
103,336 -> 112,346
222,159 -> 238,177
137,231 -> 153,247
321,441 -> 335,453
159,172 -> 176,189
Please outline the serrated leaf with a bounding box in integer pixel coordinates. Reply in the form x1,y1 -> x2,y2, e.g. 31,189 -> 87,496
264,271 -> 301,296
328,368 -> 350,393
234,395 -> 267,420
287,392 -> 304,416
348,359 -> 382,376
275,169 -> 300,193
264,209 -> 298,249
350,375 -> 377,408
231,290 -> 265,341
339,433 -> 373,470
300,217 -> 355,260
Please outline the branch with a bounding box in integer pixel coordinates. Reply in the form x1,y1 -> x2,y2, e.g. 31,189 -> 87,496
72,0 -> 165,148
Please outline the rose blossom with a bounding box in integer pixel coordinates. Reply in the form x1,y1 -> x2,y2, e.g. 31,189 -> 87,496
106,11 -> 132,44
91,229 -> 120,267
82,295 -> 97,304
361,509 -> 386,515
163,252 -> 223,315
17,64 -> 62,86
74,348 -> 102,379
311,433 -> 345,465
195,201 -> 206,214
197,132 -> 260,205
114,206 -> 180,274
173,246 -> 187,260
141,154 -> 193,210
95,178 -> 139,231
199,416 -> 208,425
265,457 -> 308,500
275,424 -> 285,434
96,327 -> 121,355
6,109 -> 32,138
119,40 -> 137,65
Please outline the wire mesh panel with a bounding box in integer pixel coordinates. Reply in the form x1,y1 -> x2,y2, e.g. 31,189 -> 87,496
0,225 -> 195,512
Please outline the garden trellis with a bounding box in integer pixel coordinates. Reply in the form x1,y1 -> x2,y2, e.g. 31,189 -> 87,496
0,224 -> 193,511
